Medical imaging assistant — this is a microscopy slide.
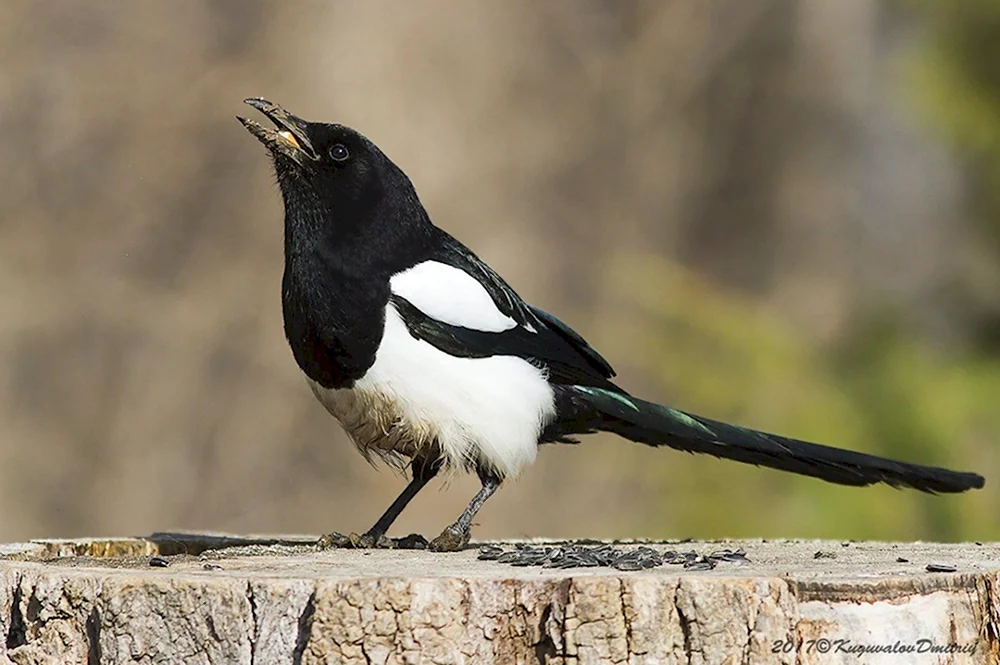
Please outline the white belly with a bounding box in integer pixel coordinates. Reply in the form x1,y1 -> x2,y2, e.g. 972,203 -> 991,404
308,303 -> 556,479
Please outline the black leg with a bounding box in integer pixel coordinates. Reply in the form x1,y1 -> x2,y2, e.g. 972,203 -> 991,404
320,453 -> 441,550
363,455 -> 440,544
428,465 -> 502,552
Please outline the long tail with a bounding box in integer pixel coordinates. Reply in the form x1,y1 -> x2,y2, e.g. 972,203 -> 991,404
547,385 -> 985,493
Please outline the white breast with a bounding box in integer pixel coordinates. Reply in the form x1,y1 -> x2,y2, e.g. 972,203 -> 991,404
309,302 -> 555,479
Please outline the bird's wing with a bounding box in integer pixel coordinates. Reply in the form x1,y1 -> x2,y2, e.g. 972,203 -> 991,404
387,235 -> 618,389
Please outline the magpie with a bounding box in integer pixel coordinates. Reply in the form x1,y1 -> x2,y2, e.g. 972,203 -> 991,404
238,98 -> 985,552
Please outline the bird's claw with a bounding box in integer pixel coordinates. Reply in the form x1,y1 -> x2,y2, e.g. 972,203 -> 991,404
428,526 -> 470,552
317,531 -> 381,548
317,531 -> 428,550
393,533 -> 429,549
317,531 -> 353,549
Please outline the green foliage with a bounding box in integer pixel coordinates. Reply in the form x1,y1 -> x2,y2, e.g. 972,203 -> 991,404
605,255 -> 997,541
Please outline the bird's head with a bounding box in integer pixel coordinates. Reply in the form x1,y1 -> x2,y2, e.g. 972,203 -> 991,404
238,97 -> 393,222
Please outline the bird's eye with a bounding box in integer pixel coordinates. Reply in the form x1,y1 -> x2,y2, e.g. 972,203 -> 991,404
329,144 -> 350,162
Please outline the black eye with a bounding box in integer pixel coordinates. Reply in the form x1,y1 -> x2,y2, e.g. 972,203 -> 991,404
329,143 -> 350,161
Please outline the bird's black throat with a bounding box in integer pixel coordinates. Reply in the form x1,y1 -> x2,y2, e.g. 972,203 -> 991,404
277,168 -> 437,390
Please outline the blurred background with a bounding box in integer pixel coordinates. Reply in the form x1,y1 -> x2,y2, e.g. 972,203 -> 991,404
1,0 -> 998,544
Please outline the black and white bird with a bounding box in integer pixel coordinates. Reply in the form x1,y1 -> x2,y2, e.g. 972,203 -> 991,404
238,98 -> 984,552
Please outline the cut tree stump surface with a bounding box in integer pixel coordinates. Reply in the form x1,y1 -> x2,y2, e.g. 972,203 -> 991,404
0,534 -> 997,664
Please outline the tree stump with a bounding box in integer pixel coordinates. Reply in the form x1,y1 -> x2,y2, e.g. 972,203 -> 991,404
0,534 -> 995,664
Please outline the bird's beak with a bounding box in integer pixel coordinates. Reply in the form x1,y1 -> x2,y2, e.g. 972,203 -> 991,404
237,97 -> 318,162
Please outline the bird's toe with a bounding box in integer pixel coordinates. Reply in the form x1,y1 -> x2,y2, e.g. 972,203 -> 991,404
351,532 -> 375,548
317,532 -> 352,549
317,532 -> 375,549
369,533 -> 396,549
428,526 -> 470,552
392,533 -> 429,550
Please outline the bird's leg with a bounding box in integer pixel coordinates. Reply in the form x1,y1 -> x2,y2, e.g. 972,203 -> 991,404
428,465 -> 502,552
320,453 -> 441,550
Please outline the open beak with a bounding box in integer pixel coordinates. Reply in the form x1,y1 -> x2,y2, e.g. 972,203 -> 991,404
237,97 -> 318,162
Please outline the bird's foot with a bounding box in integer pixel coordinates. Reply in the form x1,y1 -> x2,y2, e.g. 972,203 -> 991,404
428,525 -> 470,552
393,533 -> 430,550
317,531 -> 428,550
317,531 -> 390,549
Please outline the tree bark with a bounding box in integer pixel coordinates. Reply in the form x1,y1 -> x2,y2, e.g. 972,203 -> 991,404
0,534 -> 995,664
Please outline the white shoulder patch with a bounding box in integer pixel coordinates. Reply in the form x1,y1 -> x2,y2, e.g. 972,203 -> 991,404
389,261 -> 517,333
